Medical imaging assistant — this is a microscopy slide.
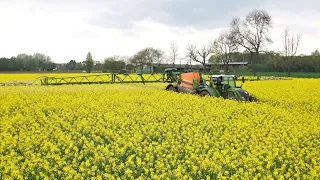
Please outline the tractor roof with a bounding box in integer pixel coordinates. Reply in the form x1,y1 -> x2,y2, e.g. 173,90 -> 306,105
209,74 -> 236,78
164,68 -> 178,72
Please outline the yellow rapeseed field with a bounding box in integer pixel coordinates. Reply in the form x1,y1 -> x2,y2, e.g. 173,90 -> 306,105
0,75 -> 320,179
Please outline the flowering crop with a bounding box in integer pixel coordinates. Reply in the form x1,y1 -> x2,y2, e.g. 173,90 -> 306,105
1,78 -> 320,179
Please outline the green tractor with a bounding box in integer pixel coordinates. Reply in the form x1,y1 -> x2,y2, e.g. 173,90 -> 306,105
164,69 -> 258,102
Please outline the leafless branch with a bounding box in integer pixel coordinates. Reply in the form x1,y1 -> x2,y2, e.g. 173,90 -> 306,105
231,9 -> 273,54
169,41 -> 178,64
196,44 -> 212,67
214,30 -> 239,71
283,27 -> 301,76
185,43 -> 197,65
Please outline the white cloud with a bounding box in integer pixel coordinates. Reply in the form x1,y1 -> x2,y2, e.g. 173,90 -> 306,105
0,0 -> 319,63
268,9 -> 320,54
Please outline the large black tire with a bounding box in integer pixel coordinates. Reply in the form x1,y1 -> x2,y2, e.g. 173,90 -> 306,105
249,95 -> 258,102
199,90 -> 210,97
166,85 -> 177,92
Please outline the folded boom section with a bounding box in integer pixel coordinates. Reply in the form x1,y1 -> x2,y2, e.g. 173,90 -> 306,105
39,73 -> 178,86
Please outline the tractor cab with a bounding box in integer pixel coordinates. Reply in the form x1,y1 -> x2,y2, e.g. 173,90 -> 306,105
209,74 -> 237,89
208,74 -> 258,101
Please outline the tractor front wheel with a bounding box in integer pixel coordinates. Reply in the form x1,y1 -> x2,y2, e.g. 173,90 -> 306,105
199,90 -> 210,97
249,95 -> 258,102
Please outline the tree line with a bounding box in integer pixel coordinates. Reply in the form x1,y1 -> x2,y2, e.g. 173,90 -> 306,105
72,49 -> 320,74
229,51 -> 320,73
0,53 -> 56,71
1,9 -> 320,75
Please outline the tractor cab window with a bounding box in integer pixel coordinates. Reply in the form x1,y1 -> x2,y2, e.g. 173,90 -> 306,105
223,77 -> 236,88
211,77 -> 217,84
211,77 -> 221,87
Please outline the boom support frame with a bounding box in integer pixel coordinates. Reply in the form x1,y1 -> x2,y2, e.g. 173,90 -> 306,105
39,73 -> 179,86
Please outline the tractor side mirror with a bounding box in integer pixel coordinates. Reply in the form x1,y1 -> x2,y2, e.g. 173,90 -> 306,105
242,77 -> 245,83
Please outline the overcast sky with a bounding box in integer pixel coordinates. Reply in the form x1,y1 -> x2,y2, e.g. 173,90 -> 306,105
0,0 -> 319,63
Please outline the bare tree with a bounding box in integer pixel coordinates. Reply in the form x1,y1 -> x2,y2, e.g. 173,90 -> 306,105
110,55 -> 120,61
185,43 -> 197,68
231,9 -> 273,75
214,30 -> 239,72
154,50 -> 165,64
130,47 -> 162,73
93,60 -> 103,72
131,50 -> 148,72
144,47 -> 158,73
192,44 -> 212,73
169,41 -> 178,66
154,49 -> 165,72
284,27 -> 301,77
119,56 -> 131,65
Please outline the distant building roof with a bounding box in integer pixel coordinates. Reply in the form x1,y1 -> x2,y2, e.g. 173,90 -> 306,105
151,63 -> 206,69
207,62 -> 248,65
151,62 -> 248,68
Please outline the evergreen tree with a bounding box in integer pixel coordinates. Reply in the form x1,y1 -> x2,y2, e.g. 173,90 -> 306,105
85,52 -> 94,73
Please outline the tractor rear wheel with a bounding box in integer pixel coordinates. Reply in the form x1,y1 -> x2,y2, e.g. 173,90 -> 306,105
166,86 -> 177,92
199,90 -> 210,97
